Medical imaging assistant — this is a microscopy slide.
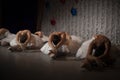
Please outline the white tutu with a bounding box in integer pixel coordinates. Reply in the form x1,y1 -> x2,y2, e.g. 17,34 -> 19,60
76,37 -> 95,59
71,35 -> 84,45
1,31 -> 16,44
67,35 -> 84,55
41,35 -> 49,43
10,38 -> 18,47
30,34 -> 44,48
10,34 -> 44,48
40,42 -> 70,55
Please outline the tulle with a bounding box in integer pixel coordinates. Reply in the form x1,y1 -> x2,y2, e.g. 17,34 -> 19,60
76,37 -> 95,59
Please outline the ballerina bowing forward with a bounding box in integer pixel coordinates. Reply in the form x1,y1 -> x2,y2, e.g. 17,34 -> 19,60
40,31 -> 83,58
40,32 -> 71,58
76,34 -> 113,69
9,30 -> 44,52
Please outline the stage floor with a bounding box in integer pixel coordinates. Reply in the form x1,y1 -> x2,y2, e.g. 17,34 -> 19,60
0,46 -> 120,80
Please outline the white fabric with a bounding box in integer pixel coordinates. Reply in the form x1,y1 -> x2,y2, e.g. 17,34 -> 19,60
31,34 -> 44,48
10,38 -> 17,46
40,35 -> 83,55
76,37 -> 95,59
40,42 -> 70,55
41,35 -> 49,42
0,31 -> 9,40
67,35 -> 84,54
1,31 -> 16,44
40,43 -> 52,55
10,34 -> 44,48
71,35 -> 84,45
2,33 -> 15,42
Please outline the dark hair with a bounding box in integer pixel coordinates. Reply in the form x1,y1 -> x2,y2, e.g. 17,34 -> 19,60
20,34 -> 28,43
52,35 -> 61,45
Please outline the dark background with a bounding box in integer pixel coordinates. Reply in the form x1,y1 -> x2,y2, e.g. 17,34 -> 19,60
1,0 -> 38,33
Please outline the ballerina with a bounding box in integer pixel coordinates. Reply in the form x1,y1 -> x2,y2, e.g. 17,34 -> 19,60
40,32 -> 70,58
40,31 -> 83,58
76,34 -> 113,68
9,30 -> 44,52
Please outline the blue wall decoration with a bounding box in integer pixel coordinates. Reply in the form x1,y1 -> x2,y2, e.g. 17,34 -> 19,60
71,7 -> 77,16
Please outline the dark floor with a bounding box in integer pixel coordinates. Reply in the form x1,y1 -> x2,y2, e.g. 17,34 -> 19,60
0,46 -> 120,80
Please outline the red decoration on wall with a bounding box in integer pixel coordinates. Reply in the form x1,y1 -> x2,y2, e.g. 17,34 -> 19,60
60,0 -> 65,4
50,19 -> 56,26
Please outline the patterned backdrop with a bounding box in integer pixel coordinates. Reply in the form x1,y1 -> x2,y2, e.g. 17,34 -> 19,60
38,0 -> 120,45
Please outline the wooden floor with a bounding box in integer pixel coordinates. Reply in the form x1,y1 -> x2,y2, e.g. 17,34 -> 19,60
0,46 -> 120,80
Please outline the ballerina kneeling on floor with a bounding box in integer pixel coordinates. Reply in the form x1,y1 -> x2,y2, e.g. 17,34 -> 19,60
0,28 -> 16,46
8,30 -> 46,52
40,31 -> 83,59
